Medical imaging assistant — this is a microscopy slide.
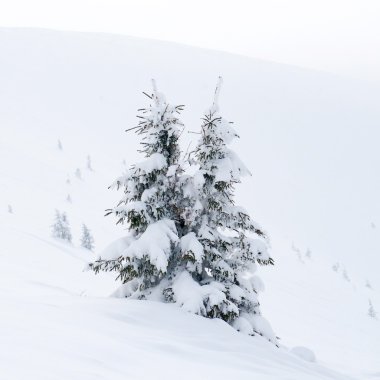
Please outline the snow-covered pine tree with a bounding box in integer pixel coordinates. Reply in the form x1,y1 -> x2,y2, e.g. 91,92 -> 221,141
51,210 -> 72,242
8,204 -> 13,214
75,168 -> 82,180
365,279 -> 373,289
291,242 -> 304,263
342,268 -> 350,282
81,224 -> 95,251
90,81 -> 186,299
87,155 -> 93,171
57,139 -> 63,150
368,299 -> 377,319
332,262 -> 340,272
163,78 -> 276,342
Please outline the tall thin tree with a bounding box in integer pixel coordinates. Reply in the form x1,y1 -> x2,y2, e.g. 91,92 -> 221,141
90,81 -> 185,298
164,78 -> 276,342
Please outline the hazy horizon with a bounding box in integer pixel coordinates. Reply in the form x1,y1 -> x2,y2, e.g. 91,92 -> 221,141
1,0 -> 380,82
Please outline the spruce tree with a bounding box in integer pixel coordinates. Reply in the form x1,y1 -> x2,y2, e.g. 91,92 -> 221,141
90,81 -> 185,298
368,299 -> 377,319
87,155 -> 93,171
332,262 -> 340,272
81,224 -> 95,251
164,78 -> 276,342
342,268 -> 350,282
52,210 -> 72,242
90,79 -> 275,341
75,168 -> 82,180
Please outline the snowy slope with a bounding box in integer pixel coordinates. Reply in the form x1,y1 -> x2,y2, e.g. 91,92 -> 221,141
0,216 -> 354,380
0,28 -> 379,379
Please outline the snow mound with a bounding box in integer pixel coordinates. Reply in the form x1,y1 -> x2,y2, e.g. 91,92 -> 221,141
291,346 -> 317,363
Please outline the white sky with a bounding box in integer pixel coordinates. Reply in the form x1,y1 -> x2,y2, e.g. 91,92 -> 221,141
1,0 -> 380,81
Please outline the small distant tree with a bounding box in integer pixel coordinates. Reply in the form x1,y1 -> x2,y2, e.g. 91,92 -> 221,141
66,176 -> 71,185
52,210 -> 72,242
291,243 -> 304,263
368,299 -> 377,319
75,168 -> 82,180
291,242 -> 299,253
332,262 -> 340,272
7,204 -> 13,214
81,224 -> 95,251
342,269 -> 350,282
58,139 -> 63,150
66,194 -> 72,203
305,248 -> 312,259
87,155 -> 93,171
365,280 -> 373,290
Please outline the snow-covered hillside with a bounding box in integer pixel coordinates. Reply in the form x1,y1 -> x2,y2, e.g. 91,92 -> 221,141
0,28 -> 379,379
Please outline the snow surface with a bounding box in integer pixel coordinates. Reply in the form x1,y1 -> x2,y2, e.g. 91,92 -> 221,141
0,218 -> 354,380
0,28 -> 379,379
291,346 -> 317,363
